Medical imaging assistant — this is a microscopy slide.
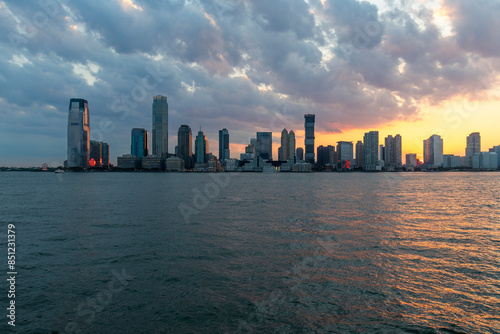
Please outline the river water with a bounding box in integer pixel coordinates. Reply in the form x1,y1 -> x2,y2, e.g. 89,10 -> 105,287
1,171 -> 499,333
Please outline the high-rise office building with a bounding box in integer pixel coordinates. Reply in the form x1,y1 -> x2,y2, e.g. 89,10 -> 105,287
384,134 -> 402,168
67,98 -> 90,168
465,132 -> 481,167
304,114 -> 315,164
178,125 -> 193,169
423,134 -> 444,167
317,145 -> 335,169
281,129 -> 289,161
195,129 -> 209,163
296,147 -> 304,161
101,142 -> 110,167
90,140 -> 102,167
256,132 -> 272,160
355,141 -> 364,168
279,129 -> 296,161
131,128 -> 149,157
363,131 -> 379,170
152,95 -> 168,157
337,141 -> 354,166
219,128 -> 230,162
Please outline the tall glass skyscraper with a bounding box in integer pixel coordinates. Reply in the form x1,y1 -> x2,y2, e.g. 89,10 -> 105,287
195,130 -> 209,163
363,131 -> 379,170
152,95 -> 168,157
423,134 -> 443,168
304,114 -> 315,164
67,98 -> 90,168
256,132 -> 272,160
178,125 -> 193,169
465,132 -> 481,167
131,128 -> 149,157
219,128 -> 230,161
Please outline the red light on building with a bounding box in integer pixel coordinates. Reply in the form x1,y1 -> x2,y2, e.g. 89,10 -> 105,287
89,158 -> 96,167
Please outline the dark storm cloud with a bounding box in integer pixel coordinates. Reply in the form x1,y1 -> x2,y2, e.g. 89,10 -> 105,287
1,0 -> 499,165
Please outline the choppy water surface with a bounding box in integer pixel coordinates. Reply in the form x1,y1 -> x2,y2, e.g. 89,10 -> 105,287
1,172 -> 499,333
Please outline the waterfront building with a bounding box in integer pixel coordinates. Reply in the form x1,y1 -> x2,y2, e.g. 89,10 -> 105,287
195,129 -> 209,163
423,134 -> 444,168
178,125 -> 193,169
296,147 -> 304,161
101,142 -> 110,167
384,134 -> 402,168
166,156 -> 184,171
443,155 -> 462,168
337,141 -> 354,169
489,145 -> 500,168
67,98 -> 90,168
152,95 -> 168,157
355,141 -> 364,168
142,156 -> 165,170
317,145 -> 335,169
219,128 -> 230,162
256,132 -> 272,160
465,132 -> 481,167
363,131 -> 379,170
304,114 -> 315,164
131,128 -> 149,157
473,152 -> 498,170
117,155 -> 140,169
406,154 -> 417,167
90,140 -> 102,167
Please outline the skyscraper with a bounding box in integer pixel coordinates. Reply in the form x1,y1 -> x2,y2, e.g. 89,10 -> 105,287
152,95 -> 168,157
90,140 -> 102,167
355,141 -> 364,168
296,147 -> 304,161
101,142 -> 110,167
465,132 -> 481,167
131,128 -> 149,157
195,129 -> 209,163
279,129 -> 296,161
317,145 -> 335,169
304,114 -> 315,164
337,141 -> 354,168
178,125 -> 193,169
288,130 -> 296,161
363,131 -> 379,170
67,98 -> 90,168
280,129 -> 289,161
256,132 -> 272,160
219,128 -> 230,162
423,134 -> 444,168
384,134 -> 402,168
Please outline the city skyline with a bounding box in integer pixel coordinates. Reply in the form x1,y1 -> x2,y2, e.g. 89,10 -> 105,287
1,1 -> 500,166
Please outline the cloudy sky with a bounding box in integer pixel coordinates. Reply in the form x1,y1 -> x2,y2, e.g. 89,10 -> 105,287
1,0 -> 499,166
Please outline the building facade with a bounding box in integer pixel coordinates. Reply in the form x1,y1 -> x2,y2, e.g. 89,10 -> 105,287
131,128 -> 149,157
423,134 -> 444,168
296,147 -> 304,161
67,98 -> 90,168
355,141 -> 364,168
363,131 -> 379,170
304,114 -> 315,164
465,132 -> 481,167
195,130 -> 209,163
152,95 -> 168,157
337,141 -> 354,168
384,134 -> 402,168
178,125 -> 193,169
256,132 -> 272,160
89,140 -> 102,167
219,128 -> 230,162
